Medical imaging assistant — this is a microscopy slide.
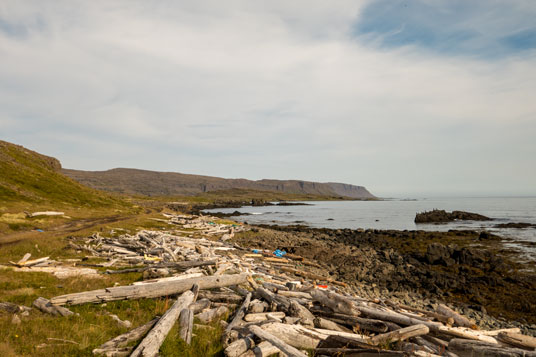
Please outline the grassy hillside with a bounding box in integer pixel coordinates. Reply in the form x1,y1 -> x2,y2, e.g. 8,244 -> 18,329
0,141 -> 134,234
0,141 -> 125,207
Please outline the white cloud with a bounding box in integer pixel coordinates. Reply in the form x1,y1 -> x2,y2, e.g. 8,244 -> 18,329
1,0 -> 535,196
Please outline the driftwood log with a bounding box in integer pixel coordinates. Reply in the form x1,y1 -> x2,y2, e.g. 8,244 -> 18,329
50,273 -> 248,305
370,324 -> 429,345
226,292 -> 252,331
224,335 -> 255,357
130,290 -> 195,357
437,303 -> 477,329
178,309 -> 194,344
239,340 -> 281,357
249,324 -> 308,357
310,289 -> 359,316
498,332 -> 536,350
33,297 -> 74,317
448,338 -> 536,357
92,317 -> 159,356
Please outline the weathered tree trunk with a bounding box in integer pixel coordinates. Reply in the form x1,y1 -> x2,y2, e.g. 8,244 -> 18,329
92,317 -> 159,356
178,308 -> 194,344
259,322 -> 327,349
310,289 -> 359,316
239,341 -> 282,357
196,306 -> 229,323
226,292 -> 252,334
198,291 -> 244,304
130,290 -> 195,357
288,300 -> 315,327
33,297 -> 74,317
437,304 -> 477,329
310,307 -> 389,333
314,348 -> 404,357
277,291 -> 311,299
224,336 -> 255,357
448,338 -> 536,357
190,298 -> 211,314
256,287 -> 290,311
369,324 -> 429,345
248,325 -> 308,357
50,273 -> 248,305
355,305 -> 497,343
244,312 -> 286,322
498,332 -> 536,350
394,303 -> 454,325
314,317 -> 352,333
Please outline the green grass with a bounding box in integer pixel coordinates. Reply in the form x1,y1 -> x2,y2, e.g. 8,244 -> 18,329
0,140 -> 131,209
0,215 -> 231,356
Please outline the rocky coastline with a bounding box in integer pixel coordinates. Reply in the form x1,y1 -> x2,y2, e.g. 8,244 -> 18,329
234,224 -> 536,334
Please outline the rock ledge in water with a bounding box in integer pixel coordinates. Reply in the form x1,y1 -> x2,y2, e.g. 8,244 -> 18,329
415,209 -> 491,223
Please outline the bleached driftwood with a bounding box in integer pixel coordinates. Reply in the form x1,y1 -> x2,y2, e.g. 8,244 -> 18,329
249,324 -> 308,357
244,312 -> 286,322
225,292 -> 252,337
224,335 -> 255,357
498,332 -> 536,350
11,266 -> 101,279
30,211 -> 64,217
130,290 -> 195,357
313,317 -> 352,333
448,338 -> 536,357
310,289 -> 359,316
178,308 -> 194,344
92,317 -> 159,356
51,273 -> 248,305
33,297 -> 74,317
437,303 -> 477,329
310,307 -> 389,333
370,324 -> 429,345
288,300 -> 315,327
197,306 -> 229,323
239,340 -> 282,357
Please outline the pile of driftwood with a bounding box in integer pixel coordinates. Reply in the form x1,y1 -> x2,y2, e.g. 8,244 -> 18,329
6,213 -> 536,356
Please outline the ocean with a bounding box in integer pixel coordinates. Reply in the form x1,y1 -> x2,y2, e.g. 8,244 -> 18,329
204,197 -> 536,262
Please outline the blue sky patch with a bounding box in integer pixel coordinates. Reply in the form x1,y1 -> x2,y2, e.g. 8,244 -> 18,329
354,0 -> 536,58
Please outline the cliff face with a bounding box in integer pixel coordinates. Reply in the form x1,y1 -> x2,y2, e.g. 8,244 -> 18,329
62,168 -> 376,199
326,182 -> 376,199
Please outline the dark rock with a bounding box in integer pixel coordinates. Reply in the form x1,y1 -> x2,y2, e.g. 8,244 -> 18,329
415,209 -> 491,223
494,222 -> 536,229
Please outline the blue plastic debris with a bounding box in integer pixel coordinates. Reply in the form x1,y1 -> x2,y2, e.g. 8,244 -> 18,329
273,249 -> 286,257
35,229 -> 44,232
252,249 -> 260,254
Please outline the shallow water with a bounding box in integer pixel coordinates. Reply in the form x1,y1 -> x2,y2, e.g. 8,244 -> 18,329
204,197 -> 536,262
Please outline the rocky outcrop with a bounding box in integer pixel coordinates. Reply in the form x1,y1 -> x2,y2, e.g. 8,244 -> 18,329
415,209 -> 491,223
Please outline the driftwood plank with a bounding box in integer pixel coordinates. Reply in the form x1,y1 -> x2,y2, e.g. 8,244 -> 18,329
130,290 -> 195,357
50,273 -> 248,305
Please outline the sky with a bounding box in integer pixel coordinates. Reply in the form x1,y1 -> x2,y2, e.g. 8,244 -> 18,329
1,0 -> 535,197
